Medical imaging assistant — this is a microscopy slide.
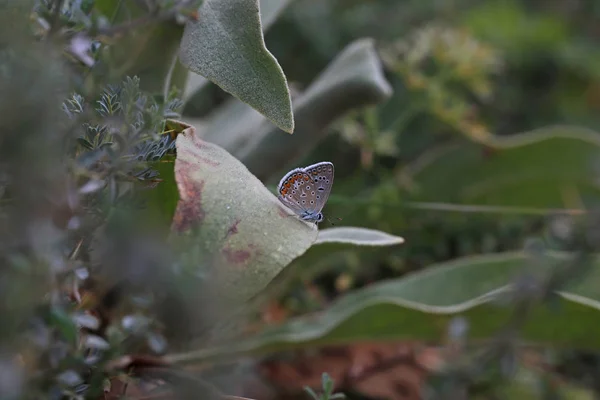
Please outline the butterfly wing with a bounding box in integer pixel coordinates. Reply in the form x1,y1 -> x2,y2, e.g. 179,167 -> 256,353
277,168 -> 314,216
302,161 -> 334,213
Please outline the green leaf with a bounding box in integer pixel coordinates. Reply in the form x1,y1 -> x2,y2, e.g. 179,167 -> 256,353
181,1 -> 292,103
133,120 -> 191,230
140,157 -> 179,228
179,0 -> 294,132
182,0 -> 294,101
196,38 -> 392,164
408,126 -> 600,208
322,372 -> 334,396
77,137 -> 94,150
170,127 -> 317,306
166,251 -> 600,364
315,227 -> 404,246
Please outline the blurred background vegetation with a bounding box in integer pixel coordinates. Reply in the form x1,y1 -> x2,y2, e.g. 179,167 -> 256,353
247,0 -> 597,308
4,0 -> 600,399
261,0 -> 600,294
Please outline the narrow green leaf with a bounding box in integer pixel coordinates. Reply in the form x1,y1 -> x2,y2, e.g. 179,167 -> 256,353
315,227 -> 404,246
77,137 -> 94,150
179,0 -> 294,132
322,372 -> 333,395
182,0 -> 294,100
166,252 -> 600,364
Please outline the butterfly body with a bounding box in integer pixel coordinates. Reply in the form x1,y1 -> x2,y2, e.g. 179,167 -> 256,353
277,161 -> 334,225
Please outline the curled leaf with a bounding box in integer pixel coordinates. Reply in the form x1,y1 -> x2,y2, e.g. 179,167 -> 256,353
171,124 -> 317,305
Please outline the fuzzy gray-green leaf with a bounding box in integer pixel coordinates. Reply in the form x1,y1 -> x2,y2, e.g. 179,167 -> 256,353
179,0 -> 294,133
170,125 -> 316,306
315,227 -> 405,246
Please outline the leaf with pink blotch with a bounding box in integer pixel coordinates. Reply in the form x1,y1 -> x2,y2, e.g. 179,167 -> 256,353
170,122 -> 317,306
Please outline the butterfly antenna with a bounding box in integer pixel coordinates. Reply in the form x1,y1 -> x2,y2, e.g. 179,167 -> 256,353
325,216 -> 342,226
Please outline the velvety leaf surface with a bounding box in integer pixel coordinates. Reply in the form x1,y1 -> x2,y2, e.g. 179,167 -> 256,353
170,125 -> 317,305
182,0 -> 294,101
179,0 -> 294,132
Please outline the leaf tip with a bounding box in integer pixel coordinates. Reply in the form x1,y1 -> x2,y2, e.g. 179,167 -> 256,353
281,115 -> 295,134
315,227 -> 405,246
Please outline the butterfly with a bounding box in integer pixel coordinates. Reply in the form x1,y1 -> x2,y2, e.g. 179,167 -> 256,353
277,162 -> 334,224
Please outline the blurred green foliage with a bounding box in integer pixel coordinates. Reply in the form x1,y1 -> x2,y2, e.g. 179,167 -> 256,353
258,1 -> 600,396
4,0 -> 600,399
260,0 -> 600,289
